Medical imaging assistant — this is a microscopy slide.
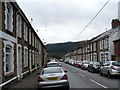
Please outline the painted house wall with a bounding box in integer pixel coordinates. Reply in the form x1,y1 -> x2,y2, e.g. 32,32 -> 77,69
109,28 -> 118,60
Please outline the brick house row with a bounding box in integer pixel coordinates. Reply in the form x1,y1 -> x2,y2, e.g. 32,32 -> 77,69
0,1 -> 46,89
65,19 -> 120,64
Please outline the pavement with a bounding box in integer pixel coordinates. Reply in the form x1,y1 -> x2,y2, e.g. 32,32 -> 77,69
5,68 -> 42,90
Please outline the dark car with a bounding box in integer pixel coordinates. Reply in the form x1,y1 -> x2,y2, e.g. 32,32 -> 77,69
88,61 -> 101,73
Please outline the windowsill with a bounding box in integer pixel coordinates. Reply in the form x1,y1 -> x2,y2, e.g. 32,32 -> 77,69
5,72 -> 15,77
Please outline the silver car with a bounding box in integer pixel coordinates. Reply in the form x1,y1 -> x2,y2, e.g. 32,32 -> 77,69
100,61 -> 120,78
37,67 -> 69,89
81,60 -> 90,70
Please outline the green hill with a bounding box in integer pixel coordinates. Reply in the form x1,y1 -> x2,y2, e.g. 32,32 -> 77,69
45,41 -> 87,59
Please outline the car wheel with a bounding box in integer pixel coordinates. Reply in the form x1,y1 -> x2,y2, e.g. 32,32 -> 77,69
100,70 -> 103,76
107,71 -> 112,78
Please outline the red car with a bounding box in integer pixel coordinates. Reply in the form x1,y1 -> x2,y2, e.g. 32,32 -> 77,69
75,61 -> 82,68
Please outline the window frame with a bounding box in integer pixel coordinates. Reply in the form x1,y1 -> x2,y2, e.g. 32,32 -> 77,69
5,2 -> 13,32
4,41 -> 14,75
17,14 -> 22,38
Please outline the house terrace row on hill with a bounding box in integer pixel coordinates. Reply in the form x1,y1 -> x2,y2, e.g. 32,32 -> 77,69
0,1 -> 47,89
65,19 -> 120,63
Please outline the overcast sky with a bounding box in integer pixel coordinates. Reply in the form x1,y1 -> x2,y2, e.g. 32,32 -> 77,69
16,0 -> 119,44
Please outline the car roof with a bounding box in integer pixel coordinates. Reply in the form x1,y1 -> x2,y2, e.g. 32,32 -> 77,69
43,67 -> 62,70
47,61 -> 58,64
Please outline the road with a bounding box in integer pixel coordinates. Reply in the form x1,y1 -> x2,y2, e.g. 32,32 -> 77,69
7,62 -> 119,90
61,62 -> 119,89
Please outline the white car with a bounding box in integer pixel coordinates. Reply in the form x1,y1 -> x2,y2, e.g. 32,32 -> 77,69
100,61 -> 120,78
37,67 -> 69,89
81,60 -> 90,70
47,61 -> 62,67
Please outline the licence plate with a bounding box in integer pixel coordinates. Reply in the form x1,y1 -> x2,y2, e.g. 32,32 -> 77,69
47,77 -> 58,80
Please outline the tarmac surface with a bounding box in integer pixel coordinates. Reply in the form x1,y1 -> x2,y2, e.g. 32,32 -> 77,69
6,69 -> 42,90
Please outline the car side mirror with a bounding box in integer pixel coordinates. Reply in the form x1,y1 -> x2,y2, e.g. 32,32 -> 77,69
64,70 -> 67,73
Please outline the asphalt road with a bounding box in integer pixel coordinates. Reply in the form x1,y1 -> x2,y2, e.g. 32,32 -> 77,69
61,62 -> 119,89
6,62 -> 119,90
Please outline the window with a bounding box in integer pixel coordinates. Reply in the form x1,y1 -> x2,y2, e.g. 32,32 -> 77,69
29,50 -> 31,69
100,40 -> 103,50
5,3 -> 13,31
104,37 -> 109,49
24,47 -> 28,67
93,42 -> 96,51
32,51 -> 35,66
4,41 -> 14,75
6,45 -> 12,72
29,29 -> 31,45
32,33 -> 34,46
24,22 -> 28,41
17,15 -> 21,37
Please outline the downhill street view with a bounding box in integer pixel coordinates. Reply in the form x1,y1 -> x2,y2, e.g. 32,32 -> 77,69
0,0 -> 120,90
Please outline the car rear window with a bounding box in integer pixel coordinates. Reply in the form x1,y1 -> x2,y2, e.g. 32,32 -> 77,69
112,61 -> 120,66
43,68 -> 63,74
47,63 -> 58,67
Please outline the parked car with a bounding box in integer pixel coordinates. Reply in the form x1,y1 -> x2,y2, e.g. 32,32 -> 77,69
64,59 -> 69,64
88,61 -> 101,73
100,61 -> 120,78
37,67 -> 69,89
75,61 -> 83,68
47,61 -> 62,67
81,60 -> 90,70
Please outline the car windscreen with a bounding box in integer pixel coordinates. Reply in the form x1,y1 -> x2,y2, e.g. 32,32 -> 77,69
47,63 -> 58,67
84,61 -> 90,64
93,62 -> 100,65
112,61 -> 120,66
42,68 -> 63,74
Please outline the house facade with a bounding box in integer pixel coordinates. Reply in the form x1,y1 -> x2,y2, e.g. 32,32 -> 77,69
0,1 -> 46,89
65,19 -> 120,64
114,39 -> 120,60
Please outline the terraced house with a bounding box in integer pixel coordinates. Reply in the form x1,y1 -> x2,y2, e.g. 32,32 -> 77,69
65,19 -> 120,64
0,1 -> 46,89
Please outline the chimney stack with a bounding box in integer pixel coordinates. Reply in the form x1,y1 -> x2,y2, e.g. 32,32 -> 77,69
111,19 -> 120,28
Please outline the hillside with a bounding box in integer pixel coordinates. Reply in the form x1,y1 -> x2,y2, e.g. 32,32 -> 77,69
45,41 -> 87,59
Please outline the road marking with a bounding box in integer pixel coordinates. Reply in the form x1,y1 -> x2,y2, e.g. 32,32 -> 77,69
89,79 -> 107,88
78,73 -> 85,77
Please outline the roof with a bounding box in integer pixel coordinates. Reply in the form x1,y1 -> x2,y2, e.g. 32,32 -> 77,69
92,26 -> 119,42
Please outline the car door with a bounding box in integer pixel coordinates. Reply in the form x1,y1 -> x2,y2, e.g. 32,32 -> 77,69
102,62 -> 110,74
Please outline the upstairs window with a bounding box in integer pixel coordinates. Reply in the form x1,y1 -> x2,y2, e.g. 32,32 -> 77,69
17,15 -> 22,37
24,22 -> 28,41
5,3 -> 13,32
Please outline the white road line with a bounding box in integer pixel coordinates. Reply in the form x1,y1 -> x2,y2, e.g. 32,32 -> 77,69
78,73 -> 85,77
89,79 -> 107,88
